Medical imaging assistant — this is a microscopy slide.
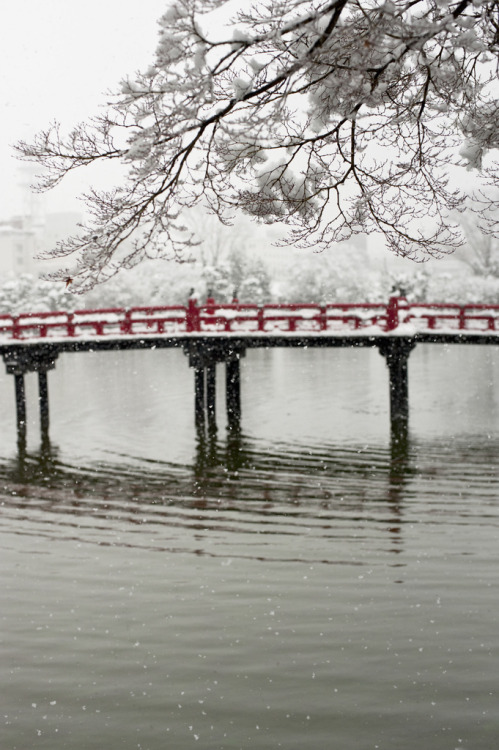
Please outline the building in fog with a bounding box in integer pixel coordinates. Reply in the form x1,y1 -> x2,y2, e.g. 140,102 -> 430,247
0,211 -> 81,278
0,216 -> 38,275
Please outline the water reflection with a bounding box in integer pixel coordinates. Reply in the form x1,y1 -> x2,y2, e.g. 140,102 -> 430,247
0,424 -> 476,566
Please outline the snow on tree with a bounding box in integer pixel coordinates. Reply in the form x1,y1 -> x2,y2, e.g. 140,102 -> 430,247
456,216 -> 499,276
14,0 -> 499,291
0,275 -> 78,314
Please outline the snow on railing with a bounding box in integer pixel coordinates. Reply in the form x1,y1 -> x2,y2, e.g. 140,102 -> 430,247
1,297 -> 499,341
402,302 -> 499,332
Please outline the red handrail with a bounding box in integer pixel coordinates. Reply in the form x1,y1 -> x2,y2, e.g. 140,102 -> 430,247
1,297 -> 499,341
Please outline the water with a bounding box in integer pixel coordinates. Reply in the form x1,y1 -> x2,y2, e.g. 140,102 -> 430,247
1,345 -> 498,749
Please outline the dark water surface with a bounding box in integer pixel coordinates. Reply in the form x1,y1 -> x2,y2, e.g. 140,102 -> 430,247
1,346 -> 498,749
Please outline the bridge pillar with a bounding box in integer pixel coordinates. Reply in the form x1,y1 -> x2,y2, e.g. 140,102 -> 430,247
14,373 -> 27,447
226,356 -> 241,431
184,342 -> 246,435
378,338 -> 416,437
194,367 -> 206,431
2,345 -> 59,449
38,370 -> 50,441
206,362 -> 217,434
194,364 -> 218,433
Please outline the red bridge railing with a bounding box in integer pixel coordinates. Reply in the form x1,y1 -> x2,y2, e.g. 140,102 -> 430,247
1,297 -> 499,341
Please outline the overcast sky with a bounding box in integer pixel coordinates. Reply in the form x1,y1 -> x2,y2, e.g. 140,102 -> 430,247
0,0 -> 169,221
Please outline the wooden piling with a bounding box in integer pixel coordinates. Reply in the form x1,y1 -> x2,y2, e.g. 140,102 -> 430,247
194,367 -> 206,431
14,373 -> 27,445
378,339 -> 415,431
206,363 -> 217,432
226,357 -> 241,431
38,370 -> 50,440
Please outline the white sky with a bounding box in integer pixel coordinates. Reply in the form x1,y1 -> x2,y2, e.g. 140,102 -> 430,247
0,0 -> 169,221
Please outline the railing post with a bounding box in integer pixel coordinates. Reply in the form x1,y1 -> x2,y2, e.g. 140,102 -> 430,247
121,310 -> 132,335
459,307 -> 466,331
186,298 -> 200,333
66,313 -> 75,337
257,308 -> 264,331
386,296 -> 400,331
320,306 -> 327,331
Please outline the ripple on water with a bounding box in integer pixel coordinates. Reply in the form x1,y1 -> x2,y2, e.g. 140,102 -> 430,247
1,433 -> 498,567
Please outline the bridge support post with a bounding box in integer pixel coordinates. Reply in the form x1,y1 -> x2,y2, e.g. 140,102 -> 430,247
226,357 -> 241,431
38,370 -> 50,445
194,367 -> 206,431
378,338 -> 416,438
14,373 -> 27,447
184,342 -> 246,436
2,345 -> 59,450
206,363 -> 217,433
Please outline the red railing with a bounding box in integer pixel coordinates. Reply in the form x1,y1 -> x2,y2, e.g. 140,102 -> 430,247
1,297 -> 499,341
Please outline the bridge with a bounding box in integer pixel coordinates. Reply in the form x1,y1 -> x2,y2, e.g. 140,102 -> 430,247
1,296 -> 499,450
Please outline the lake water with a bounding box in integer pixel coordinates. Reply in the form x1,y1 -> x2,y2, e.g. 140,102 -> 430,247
1,345 -> 498,750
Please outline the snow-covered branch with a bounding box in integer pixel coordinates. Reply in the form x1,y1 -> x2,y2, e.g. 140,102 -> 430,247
15,0 -> 499,289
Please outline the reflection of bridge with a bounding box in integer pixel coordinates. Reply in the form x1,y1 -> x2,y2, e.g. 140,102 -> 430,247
2,296 -> 499,448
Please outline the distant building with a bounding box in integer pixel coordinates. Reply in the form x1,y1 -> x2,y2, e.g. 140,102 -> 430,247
0,211 -> 82,278
0,216 -> 38,275
37,211 -> 82,257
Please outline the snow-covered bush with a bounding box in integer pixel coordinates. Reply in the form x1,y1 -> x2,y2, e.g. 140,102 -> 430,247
426,273 -> 499,304
81,261 -> 202,309
386,270 -> 431,302
280,254 -> 385,304
0,274 -> 78,314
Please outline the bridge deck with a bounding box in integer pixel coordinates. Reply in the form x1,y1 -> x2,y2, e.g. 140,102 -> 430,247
2,297 -> 499,451
1,330 -> 499,358
1,297 -> 499,347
